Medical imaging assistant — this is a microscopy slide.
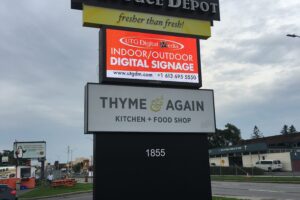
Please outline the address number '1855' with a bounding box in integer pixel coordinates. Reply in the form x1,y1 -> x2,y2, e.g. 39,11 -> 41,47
146,149 -> 166,157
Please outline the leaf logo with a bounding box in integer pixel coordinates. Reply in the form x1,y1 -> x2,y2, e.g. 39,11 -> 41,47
150,96 -> 164,112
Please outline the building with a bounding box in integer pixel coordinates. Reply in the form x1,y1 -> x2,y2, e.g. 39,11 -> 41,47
71,157 -> 90,173
71,157 -> 90,166
209,132 -> 300,172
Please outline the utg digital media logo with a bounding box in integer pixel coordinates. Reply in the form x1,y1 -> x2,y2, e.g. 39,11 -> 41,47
119,37 -> 184,50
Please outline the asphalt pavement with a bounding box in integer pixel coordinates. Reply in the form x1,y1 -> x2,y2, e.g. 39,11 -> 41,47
212,181 -> 300,200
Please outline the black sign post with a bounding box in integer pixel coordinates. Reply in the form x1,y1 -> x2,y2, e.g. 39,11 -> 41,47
94,133 -> 212,200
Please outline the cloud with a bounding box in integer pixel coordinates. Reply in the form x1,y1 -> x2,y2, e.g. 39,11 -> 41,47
201,0 -> 300,138
0,0 -> 97,162
213,33 -> 300,66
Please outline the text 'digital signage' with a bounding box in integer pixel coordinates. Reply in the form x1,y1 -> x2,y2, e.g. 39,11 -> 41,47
85,84 -> 216,133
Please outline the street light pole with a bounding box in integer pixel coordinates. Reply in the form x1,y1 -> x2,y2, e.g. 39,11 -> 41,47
287,34 -> 300,38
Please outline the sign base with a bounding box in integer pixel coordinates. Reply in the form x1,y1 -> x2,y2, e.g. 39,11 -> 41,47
93,133 -> 212,200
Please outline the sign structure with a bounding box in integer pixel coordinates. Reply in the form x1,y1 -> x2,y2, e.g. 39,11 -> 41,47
85,83 -> 216,133
13,142 -> 46,159
82,5 -> 211,38
72,0 -> 220,199
209,143 -> 268,156
1,156 -> 8,163
71,0 -> 220,21
100,28 -> 202,88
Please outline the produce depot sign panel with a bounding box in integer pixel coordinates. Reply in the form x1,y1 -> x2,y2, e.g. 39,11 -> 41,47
101,29 -> 201,87
72,0 -> 220,38
85,84 -> 216,133
71,0 -> 220,22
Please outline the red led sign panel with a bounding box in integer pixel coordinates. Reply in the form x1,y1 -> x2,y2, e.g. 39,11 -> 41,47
104,29 -> 201,87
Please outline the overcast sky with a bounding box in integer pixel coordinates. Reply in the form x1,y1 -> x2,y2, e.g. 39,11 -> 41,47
0,0 -> 299,163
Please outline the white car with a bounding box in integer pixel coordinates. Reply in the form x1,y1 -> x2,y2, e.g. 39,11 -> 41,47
255,160 -> 283,171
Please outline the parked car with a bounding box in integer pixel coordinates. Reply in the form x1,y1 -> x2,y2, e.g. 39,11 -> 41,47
0,184 -> 18,200
255,160 -> 283,171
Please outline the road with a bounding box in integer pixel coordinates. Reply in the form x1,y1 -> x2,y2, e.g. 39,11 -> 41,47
212,181 -> 300,200
41,182 -> 300,200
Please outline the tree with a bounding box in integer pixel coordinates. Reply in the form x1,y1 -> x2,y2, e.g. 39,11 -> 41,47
251,125 -> 263,139
207,129 -> 226,148
223,123 -> 242,146
281,125 -> 289,135
207,123 -> 242,148
72,162 -> 83,173
288,125 -> 297,134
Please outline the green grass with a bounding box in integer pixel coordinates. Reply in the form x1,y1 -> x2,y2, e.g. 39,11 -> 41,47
18,183 -> 241,200
211,175 -> 300,183
19,183 -> 92,199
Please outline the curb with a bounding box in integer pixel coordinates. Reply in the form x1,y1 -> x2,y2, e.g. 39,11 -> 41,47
212,180 -> 300,184
19,190 -> 92,200
214,195 -> 263,200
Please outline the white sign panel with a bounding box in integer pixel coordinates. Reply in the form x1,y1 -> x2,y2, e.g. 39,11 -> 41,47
1,156 -> 8,163
85,84 -> 216,133
13,142 -> 46,159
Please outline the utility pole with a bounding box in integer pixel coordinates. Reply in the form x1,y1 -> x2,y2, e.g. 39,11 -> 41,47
70,149 -> 73,170
67,146 -> 70,171
40,157 -> 45,180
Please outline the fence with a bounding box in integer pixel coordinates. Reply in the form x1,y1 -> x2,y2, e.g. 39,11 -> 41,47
210,166 -> 264,176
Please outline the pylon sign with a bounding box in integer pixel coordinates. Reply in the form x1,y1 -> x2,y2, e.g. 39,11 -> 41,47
13,141 -> 46,159
71,0 -> 220,199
